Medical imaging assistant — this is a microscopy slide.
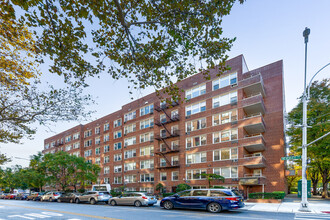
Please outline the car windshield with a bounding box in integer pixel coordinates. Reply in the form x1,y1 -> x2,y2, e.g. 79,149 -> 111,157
146,193 -> 154,196
232,190 -> 242,197
99,192 -> 110,195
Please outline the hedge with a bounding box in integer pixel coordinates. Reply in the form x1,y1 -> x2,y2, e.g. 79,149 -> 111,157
249,191 -> 285,199
163,193 -> 175,197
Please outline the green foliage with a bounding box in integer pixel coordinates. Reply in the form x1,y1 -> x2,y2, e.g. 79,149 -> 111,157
3,0 -> 244,100
163,193 -> 175,198
287,79 -> 330,198
110,190 -> 122,197
211,186 -> 226,189
175,183 -> 191,193
248,192 -> 285,200
197,173 -> 225,188
155,183 -> 164,193
78,188 -> 86,193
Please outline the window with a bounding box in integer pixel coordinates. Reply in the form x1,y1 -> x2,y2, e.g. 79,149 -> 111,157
114,119 -> 122,128
186,118 -> 206,132
186,169 -> 207,180
124,149 -> 136,159
140,173 -> 154,182
124,111 -> 136,122
186,84 -> 206,99
104,177 -> 110,184
45,144 -> 50,149
84,130 -> 92,138
186,134 -> 207,148
178,190 -> 191,197
160,172 -> 167,181
140,146 -> 154,156
140,104 -> 154,116
140,132 -> 154,143
171,141 -> 179,150
160,114 -> 166,123
253,169 -> 262,177
213,110 -> 238,126
84,139 -> 92,147
86,159 -> 92,163
124,162 -> 136,171
95,157 -> 101,165
171,125 -> 179,135
73,142 -> 80,149
192,190 -> 208,196
95,147 -> 100,155
186,152 -> 207,164
186,101 -> 206,116
73,132 -> 80,140
104,134 -> 110,142
210,190 -> 232,197
213,129 -> 238,143
51,141 -> 55,148
124,123 -> 136,135
124,136 -> 136,146
114,153 -> 122,162
65,135 -> 72,143
72,151 -> 80,157
104,145 -> 110,153
171,109 -> 179,120
104,123 -> 110,131
140,187 -> 153,194
140,159 -> 154,169
213,148 -> 238,161
114,176 -> 122,184
160,158 -> 167,167
213,91 -> 238,108
114,165 -> 122,173
126,187 -> 136,192
172,156 -> 179,166
114,142 -> 122,150
114,130 -> 122,139
104,156 -> 110,163
95,137 -> 101,145
172,171 -> 179,181
140,118 -> 154,129
65,145 -> 72,151
125,175 -> 137,183
213,167 -> 238,178
84,150 -> 92,157
95,127 -> 100,135
212,72 -> 237,90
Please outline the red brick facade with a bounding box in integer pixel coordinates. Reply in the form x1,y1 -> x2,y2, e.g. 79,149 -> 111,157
43,55 -> 286,196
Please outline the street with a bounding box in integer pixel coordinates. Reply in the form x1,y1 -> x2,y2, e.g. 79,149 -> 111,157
0,200 -> 329,220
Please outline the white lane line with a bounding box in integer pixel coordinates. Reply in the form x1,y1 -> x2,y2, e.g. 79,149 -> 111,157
8,215 -> 35,219
25,213 -> 50,218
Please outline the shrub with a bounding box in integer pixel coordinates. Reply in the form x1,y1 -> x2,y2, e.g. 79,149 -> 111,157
175,183 -> 191,192
249,192 -> 285,200
163,193 -> 175,198
211,186 -> 226,189
110,190 -> 122,197
78,188 -> 86,193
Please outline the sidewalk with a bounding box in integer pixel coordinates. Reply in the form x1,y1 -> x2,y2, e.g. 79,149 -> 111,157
243,196 -> 330,214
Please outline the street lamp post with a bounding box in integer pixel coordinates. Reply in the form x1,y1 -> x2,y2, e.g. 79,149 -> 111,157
299,27 -> 311,212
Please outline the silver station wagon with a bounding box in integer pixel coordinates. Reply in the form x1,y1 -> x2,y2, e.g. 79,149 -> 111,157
109,192 -> 157,207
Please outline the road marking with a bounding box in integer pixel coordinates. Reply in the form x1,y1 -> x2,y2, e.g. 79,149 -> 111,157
0,203 -> 121,220
295,213 -> 330,220
8,215 -> 35,219
25,213 -> 52,218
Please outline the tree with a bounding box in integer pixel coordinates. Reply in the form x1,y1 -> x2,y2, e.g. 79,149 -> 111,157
197,173 -> 225,188
0,2 -> 94,143
0,153 -> 11,165
308,166 -> 320,195
287,79 -> 329,198
155,183 -> 164,194
5,0 -> 244,98
175,183 -> 191,193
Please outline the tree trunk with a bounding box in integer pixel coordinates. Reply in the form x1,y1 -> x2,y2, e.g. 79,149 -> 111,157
322,181 -> 328,198
312,181 -> 318,195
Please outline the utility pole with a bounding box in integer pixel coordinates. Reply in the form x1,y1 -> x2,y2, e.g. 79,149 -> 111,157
299,27 -> 311,212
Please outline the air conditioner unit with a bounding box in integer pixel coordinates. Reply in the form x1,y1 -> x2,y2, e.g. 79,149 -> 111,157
232,178 -> 238,181
185,116 -> 190,119
186,164 -> 191,167
232,159 -> 238,162
186,132 -> 190,135
151,153 -> 154,156
231,83 -> 238,88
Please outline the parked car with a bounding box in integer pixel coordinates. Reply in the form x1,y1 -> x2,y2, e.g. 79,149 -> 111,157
57,192 -> 81,203
41,191 -> 61,202
75,191 -> 111,205
27,192 -> 45,201
5,194 -> 17,199
109,192 -> 157,207
0,194 -> 8,199
15,193 -> 30,200
160,189 -> 244,213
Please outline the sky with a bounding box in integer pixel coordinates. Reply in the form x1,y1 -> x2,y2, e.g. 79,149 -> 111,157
1,0 -> 330,168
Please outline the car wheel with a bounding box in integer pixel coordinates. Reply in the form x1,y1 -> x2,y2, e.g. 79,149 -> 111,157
57,199 -> 61,203
148,204 -> 154,206
90,198 -> 96,205
70,199 -> 73,203
75,199 -> 80,204
207,202 -> 222,213
40,198 -> 43,202
110,200 -> 117,206
134,200 -> 142,207
49,198 -> 53,202
163,201 -> 174,210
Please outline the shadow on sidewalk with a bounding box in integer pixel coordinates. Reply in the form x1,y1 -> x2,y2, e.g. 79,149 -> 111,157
284,194 -> 330,204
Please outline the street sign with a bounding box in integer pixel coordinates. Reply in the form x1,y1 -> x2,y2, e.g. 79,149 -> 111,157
281,155 -> 301,160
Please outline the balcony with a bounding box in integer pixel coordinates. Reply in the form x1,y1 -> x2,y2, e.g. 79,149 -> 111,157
155,145 -> 180,155
155,130 -> 180,140
242,155 -> 266,169
240,74 -> 266,97
242,134 -> 266,153
156,161 -> 180,169
155,114 -> 180,126
243,114 -> 266,135
239,174 -> 266,186
242,93 -> 265,116
154,101 -> 180,112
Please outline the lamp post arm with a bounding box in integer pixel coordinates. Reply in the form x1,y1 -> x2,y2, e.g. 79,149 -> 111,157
307,62 -> 330,98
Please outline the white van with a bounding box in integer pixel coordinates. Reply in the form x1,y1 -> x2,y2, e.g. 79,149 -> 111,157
92,184 -> 111,192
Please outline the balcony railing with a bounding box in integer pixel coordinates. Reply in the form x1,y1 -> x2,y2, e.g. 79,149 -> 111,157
157,160 -> 180,169
243,114 -> 266,135
239,175 -> 266,185
242,134 -> 266,153
240,74 -> 266,97
155,145 -> 180,155
242,93 -> 266,116
242,155 -> 266,169
155,130 -> 180,140
154,101 -> 179,111
155,114 -> 180,126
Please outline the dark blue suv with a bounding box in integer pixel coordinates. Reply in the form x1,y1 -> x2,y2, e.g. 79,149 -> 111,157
160,189 -> 244,213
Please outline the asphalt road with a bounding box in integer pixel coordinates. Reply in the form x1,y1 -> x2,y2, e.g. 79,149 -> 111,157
0,200 -> 328,220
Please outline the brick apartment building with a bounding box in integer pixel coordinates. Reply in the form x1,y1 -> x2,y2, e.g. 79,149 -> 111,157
43,55 -> 286,197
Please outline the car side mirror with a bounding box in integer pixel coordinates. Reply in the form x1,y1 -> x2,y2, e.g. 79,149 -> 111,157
173,194 -> 179,198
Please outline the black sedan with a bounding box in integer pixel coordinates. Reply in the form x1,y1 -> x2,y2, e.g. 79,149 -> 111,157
57,193 -> 81,203
15,193 -> 30,200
